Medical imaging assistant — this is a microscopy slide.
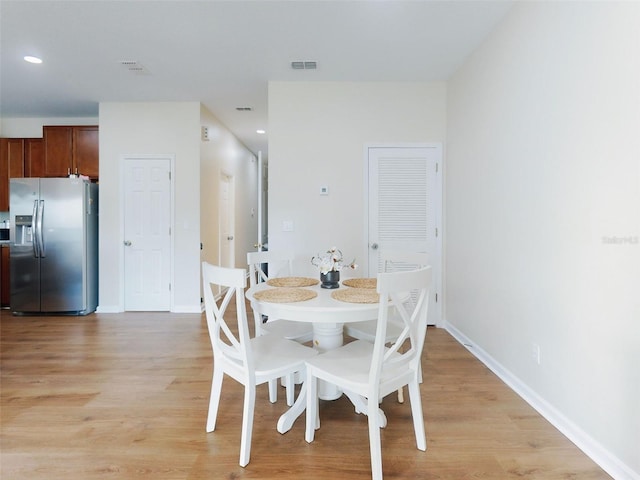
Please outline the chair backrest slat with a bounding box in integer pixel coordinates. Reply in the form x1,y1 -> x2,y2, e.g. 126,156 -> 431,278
372,266 -> 432,387
202,262 -> 254,371
247,250 -> 294,287
246,251 -> 296,335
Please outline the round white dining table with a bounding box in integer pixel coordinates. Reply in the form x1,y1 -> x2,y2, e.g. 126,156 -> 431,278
245,279 -> 382,433
246,280 -> 379,349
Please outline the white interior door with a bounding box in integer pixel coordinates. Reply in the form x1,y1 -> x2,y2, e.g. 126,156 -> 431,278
219,173 -> 235,268
367,144 -> 442,325
123,157 -> 172,311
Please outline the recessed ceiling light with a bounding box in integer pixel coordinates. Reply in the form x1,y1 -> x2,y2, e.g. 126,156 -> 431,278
24,56 -> 43,64
256,129 -> 266,135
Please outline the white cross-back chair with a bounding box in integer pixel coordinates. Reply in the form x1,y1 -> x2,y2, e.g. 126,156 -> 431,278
305,266 -> 432,480
344,251 -> 430,402
247,250 -> 316,405
202,261 -> 317,467
247,250 -> 315,343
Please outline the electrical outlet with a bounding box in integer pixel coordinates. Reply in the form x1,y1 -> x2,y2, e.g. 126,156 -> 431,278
531,343 -> 541,365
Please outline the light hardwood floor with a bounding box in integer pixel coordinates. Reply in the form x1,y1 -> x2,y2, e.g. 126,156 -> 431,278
1,307 -> 611,480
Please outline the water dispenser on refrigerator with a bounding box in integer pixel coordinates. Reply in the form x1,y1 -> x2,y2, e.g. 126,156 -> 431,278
13,215 -> 34,246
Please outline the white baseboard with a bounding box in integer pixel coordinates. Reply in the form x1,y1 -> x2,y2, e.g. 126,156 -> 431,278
95,305 -> 122,313
96,305 -> 202,314
443,321 -> 639,480
171,305 -> 202,314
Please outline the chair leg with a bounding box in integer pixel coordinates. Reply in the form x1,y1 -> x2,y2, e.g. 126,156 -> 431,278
367,394 -> 383,480
305,370 -> 318,443
206,367 -> 224,432
268,379 -> 277,403
239,383 -> 256,467
285,373 -> 294,407
408,379 -> 426,451
397,342 -> 409,402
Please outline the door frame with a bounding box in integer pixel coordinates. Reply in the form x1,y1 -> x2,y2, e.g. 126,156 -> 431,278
218,171 -> 235,269
257,151 -> 268,251
363,143 -> 443,326
119,154 -> 175,311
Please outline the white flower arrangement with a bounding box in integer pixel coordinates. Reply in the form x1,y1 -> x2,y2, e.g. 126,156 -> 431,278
311,246 -> 357,274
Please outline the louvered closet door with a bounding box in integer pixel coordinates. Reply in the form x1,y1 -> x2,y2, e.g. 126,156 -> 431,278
367,145 -> 442,325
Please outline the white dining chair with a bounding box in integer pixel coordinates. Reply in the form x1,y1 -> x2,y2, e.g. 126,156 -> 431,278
344,251 -> 430,402
247,250 -> 315,343
202,261 -> 317,467
247,250 -> 316,405
305,266 -> 432,480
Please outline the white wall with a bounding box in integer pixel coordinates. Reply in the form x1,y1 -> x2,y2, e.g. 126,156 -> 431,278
199,105 -> 258,271
446,2 -> 639,479
99,102 -> 201,312
268,81 -> 446,275
0,117 -> 98,138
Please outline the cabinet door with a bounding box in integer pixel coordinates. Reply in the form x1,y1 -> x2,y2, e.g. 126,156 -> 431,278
73,127 -> 99,179
24,138 -> 44,177
7,139 -> 26,178
44,126 -> 73,177
0,138 -> 25,210
0,139 -> 8,211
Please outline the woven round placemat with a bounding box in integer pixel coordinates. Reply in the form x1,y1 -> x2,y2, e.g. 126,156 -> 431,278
253,287 -> 317,303
331,288 -> 379,304
342,277 -> 377,289
266,277 -> 319,288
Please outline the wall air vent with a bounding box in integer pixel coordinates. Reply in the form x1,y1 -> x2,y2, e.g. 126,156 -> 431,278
235,107 -> 253,111
119,60 -> 150,75
291,61 -> 317,70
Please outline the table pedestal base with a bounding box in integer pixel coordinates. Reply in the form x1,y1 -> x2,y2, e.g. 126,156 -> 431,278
276,383 -> 388,434
311,322 -> 343,400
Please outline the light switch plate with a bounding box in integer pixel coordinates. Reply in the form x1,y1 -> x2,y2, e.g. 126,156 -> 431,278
282,220 -> 294,232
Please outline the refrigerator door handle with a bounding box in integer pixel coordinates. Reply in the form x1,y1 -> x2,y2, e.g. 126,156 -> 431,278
37,200 -> 46,257
32,199 -> 40,257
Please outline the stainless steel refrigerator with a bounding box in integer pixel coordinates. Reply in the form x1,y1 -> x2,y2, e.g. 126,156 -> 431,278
9,177 -> 98,315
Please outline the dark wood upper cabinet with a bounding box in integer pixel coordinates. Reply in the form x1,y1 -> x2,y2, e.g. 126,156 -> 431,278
5,138 -> 26,178
0,140 -> 9,211
24,138 -> 44,178
1,138 -> 28,211
44,125 -> 98,179
1,126 -> 96,211
73,127 -> 99,179
43,126 -> 72,177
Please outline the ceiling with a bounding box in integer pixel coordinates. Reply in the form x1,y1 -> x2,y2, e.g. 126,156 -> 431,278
0,1 -> 513,159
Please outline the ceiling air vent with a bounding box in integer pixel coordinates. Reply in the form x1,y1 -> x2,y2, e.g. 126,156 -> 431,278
291,61 -> 317,70
235,107 -> 253,111
119,60 -> 150,75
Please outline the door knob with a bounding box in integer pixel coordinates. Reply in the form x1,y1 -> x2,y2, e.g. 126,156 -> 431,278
227,236 -> 234,241
371,243 -> 379,250
124,240 -> 132,246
